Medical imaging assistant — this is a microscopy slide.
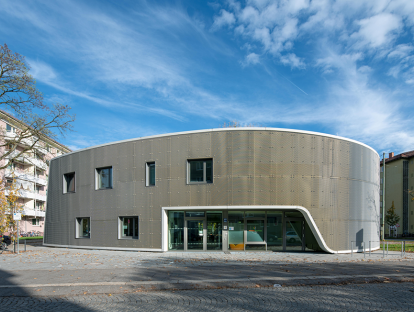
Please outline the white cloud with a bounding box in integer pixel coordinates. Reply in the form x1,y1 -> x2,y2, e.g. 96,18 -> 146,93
280,53 -> 305,69
242,52 -> 260,66
211,9 -> 236,31
352,13 -> 402,49
388,44 -> 414,59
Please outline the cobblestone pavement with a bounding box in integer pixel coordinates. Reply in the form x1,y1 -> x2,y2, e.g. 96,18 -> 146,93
1,282 -> 413,311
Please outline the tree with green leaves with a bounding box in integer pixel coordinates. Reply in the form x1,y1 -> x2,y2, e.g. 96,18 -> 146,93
385,201 -> 400,227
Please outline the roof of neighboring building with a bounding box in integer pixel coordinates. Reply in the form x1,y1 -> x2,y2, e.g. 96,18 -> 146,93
0,109 -> 71,153
380,150 -> 414,165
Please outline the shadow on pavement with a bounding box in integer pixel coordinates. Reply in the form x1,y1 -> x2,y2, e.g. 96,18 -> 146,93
0,268 -> 95,311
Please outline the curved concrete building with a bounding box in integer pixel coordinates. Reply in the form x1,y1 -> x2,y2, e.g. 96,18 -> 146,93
44,128 -> 380,253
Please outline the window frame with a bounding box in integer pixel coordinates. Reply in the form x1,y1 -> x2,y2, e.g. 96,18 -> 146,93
146,162 -> 156,186
32,218 -> 40,226
118,216 -> 139,239
76,217 -> 91,239
95,166 -> 113,190
63,172 -> 76,194
187,158 -> 213,184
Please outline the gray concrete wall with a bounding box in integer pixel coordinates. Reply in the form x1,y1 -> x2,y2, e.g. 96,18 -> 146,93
44,128 -> 380,252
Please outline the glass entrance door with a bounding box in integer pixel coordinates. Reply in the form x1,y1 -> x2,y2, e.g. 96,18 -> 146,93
285,219 -> 305,251
186,220 -> 205,250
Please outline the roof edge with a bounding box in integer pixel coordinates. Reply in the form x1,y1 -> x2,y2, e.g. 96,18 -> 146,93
52,127 -> 379,161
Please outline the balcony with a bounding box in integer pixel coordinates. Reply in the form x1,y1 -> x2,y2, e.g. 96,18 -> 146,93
22,208 -> 46,218
4,189 -> 46,201
4,132 -> 49,155
4,169 -> 47,186
4,150 -> 47,170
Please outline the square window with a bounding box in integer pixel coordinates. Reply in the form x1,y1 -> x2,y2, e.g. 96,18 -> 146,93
96,167 -> 112,189
146,162 -> 155,186
32,218 -> 39,226
187,159 -> 212,183
63,172 -> 76,193
119,216 -> 139,239
76,217 -> 90,238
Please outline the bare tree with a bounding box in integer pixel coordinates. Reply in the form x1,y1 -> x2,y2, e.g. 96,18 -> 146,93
0,43 -> 74,169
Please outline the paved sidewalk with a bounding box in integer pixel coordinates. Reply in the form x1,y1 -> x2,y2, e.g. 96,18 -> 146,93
1,245 -> 413,297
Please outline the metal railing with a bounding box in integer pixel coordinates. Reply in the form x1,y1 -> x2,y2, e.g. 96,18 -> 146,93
351,240 -> 410,258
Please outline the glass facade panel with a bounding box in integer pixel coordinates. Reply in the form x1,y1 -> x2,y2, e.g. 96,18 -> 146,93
205,159 -> 212,183
285,211 -> 303,218
121,217 -> 138,238
267,212 -> 283,251
228,211 -> 244,250
245,244 -> 266,251
246,219 -> 264,242
148,163 -> 155,186
207,211 -> 222,250
64,173 -> 75,193
77,218 -> 90,238
168,211 -> 184,250
185,211 -> 205,218
187,220 -> 204,250
189,160 -> 204,182
245,211 -> 265,218
286,220 -> 303,251
97,167 -> 112,189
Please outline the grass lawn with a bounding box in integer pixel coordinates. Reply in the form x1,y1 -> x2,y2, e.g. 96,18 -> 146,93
380,243 -> 414,252
18,237 -> 43,240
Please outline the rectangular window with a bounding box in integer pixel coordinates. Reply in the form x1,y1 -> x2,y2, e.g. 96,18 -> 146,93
6,124 -> 15,133
380,178 -> 383,184
96,167 -> 112,189
380,202 -> 383,208
381,167 -> 383,172
380,190 -> 383,196
32,218 -> 39,226
146,162 -> 155,186
119,216 -> 139,239
63,172 -> 76,193
187,159 -> 212,183
76,217 -> 90,238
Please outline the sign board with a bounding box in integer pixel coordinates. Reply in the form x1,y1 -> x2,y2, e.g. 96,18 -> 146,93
13,213 -> 21,221
223,225 -> 227,230
223,218 -> 227,223
229,226 -> 234,231
396,223 -> 400,227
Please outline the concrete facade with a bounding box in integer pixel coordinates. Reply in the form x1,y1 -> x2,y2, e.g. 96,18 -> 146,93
44,128 -> 380,253
0,110 -> 71,235
380,151 -> 414,236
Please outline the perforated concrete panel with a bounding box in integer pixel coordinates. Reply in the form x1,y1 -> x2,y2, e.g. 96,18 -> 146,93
44,128 -> 380,252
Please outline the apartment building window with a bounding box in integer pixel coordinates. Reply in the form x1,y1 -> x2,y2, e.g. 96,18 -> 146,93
146,162 -> 155,186
32,218 -> 40,226
96,167 -> 112,189
187,159 -> 213,183
119,216 -> 139,239
7,162 -> 15,170
380,202 -> 383,208
6,124 -> 15,133
63,172 -> 76,193
381,167 -> 383,172
35,202 -> 43,210
35,186 -> 41,194
380,178 -> 383,184
76,217 -> 90,238
380,190 -> 383,196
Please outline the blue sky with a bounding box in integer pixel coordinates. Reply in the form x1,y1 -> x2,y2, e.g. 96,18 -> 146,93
1,0 -> 414,155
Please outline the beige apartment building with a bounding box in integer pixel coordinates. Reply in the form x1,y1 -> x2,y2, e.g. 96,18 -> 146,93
381,151 -> 414,237
1,110 -> 71,235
